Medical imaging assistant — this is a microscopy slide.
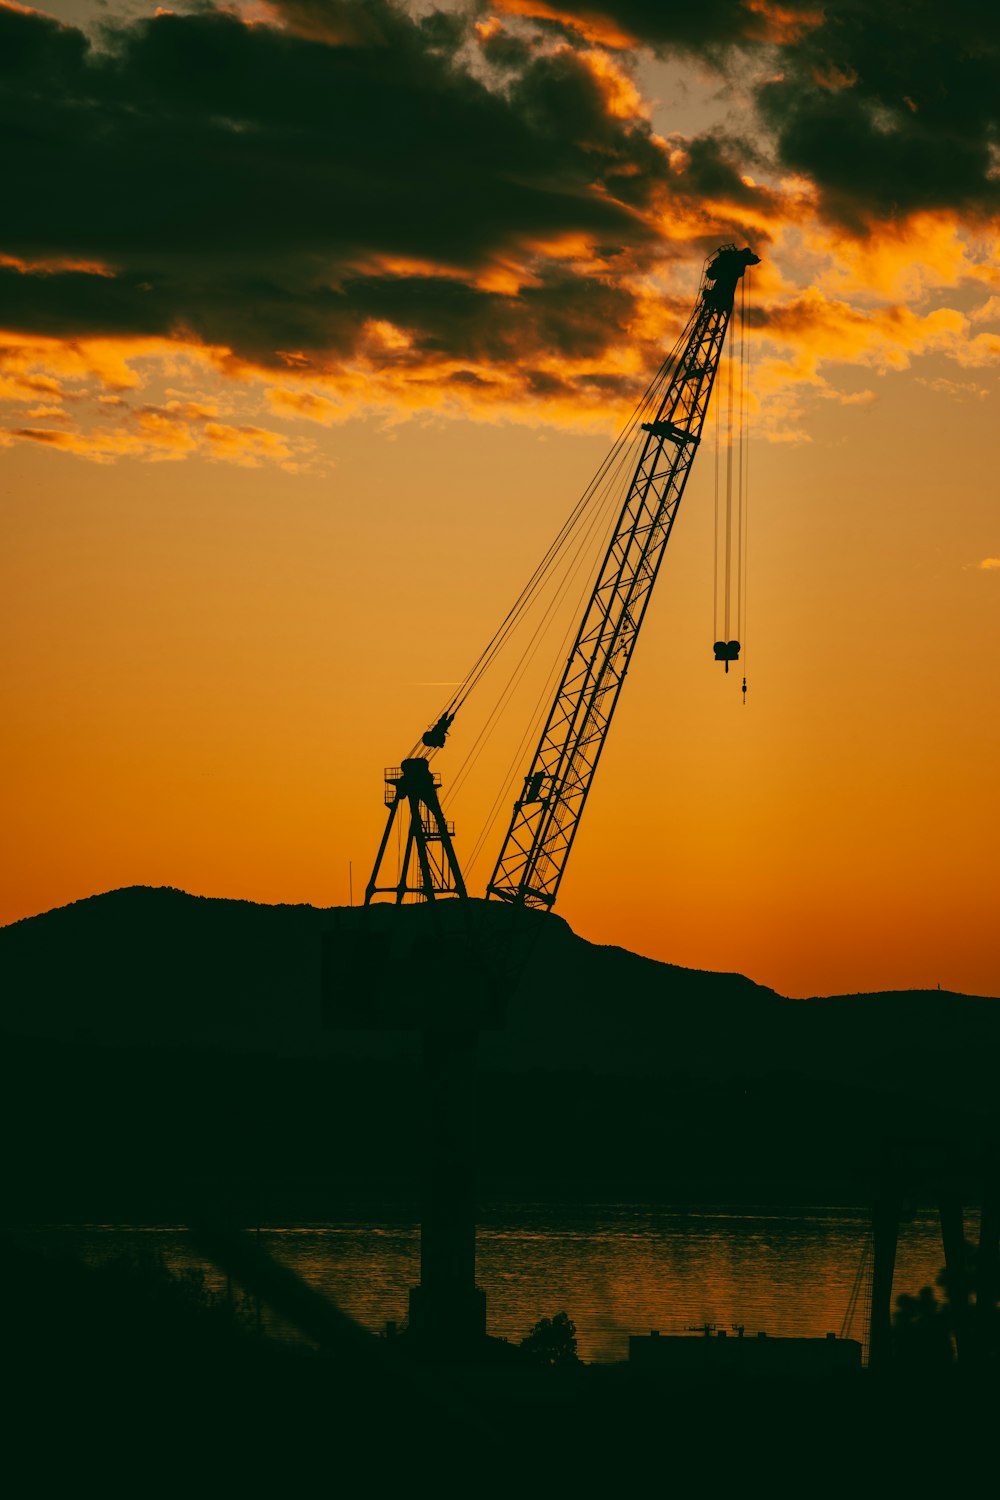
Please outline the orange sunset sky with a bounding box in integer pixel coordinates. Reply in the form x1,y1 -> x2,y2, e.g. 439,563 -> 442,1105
2,0 -> 998,998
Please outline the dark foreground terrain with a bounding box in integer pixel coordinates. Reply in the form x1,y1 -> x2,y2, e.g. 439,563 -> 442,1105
4,888 -> 999,1491
2,887 -> 998,1219
6,1231 -> 997,1495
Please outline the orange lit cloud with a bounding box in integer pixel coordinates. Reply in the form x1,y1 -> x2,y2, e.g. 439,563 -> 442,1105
6,360 -> 296,466
10,414 -> 293,467
0,253 -> 117,277
917,376 -> 990,399
491,0 -> 636,50
576,48 -> 646,118
953,331 -> 1000,368
201,421 -> 292,465
745,0 -> 823,47
1,0 -> 997,458
807,213 -> 990,301
972,296 -> 1000,323
3,223 -> 998,458
490,0 -> 822,53
755,291 -> 967,374
267,387 -> 346,426
25,403 -> 72,419
0,332 -> 218,396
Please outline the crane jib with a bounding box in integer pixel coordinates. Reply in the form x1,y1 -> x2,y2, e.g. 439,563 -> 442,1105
486,245 -> 759,911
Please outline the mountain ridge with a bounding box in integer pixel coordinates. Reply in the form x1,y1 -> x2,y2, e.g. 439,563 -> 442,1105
2,884 -> 996,1085
2,886 -> 996,1216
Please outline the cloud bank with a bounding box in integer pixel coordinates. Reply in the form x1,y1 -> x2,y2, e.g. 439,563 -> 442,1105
1,0 -> 997,460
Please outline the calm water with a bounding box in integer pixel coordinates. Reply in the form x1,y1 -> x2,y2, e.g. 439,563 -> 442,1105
14,1202 -> 972,1364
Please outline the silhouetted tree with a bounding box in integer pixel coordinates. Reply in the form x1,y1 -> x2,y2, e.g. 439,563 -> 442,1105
519,1311 -> 580,1368
891,1236 -> 1000,1370
893,1284 -> 954,1369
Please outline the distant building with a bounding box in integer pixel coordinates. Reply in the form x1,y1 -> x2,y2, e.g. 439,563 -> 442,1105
628,1328 -> 861,1378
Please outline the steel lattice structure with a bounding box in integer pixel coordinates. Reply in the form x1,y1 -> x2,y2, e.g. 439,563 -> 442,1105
486,245 -> 758,910
365,758 -> 468,904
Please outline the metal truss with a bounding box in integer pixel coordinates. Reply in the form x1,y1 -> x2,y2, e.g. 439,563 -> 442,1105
365,757 -> 468,904
487,247 -> 758,910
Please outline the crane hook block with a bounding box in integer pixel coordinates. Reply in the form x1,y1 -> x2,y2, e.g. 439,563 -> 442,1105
713,640 -> 741,674
421,711 -> 455,749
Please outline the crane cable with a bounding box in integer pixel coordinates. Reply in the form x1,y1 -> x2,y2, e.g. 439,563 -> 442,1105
463,267 -> 742,871
455,407 -> 668,875
406,294 -> 705,762
712,316 -> 733,652
451,435 -> 634,810
725,286 -> 735,646
740,265 -> 752,704
463,475 -> 632,877
455,261 -> 739,866
712,262 -> 752,700
713,347 -> 720,650
416,315 -> 692,746
449,270 -> 724,865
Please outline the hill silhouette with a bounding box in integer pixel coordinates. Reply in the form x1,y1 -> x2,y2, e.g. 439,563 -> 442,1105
2,886 -> 997,1217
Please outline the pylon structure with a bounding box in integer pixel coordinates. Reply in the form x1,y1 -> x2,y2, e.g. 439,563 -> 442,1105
364,757 -> 467,904
356,757 -> 483,1352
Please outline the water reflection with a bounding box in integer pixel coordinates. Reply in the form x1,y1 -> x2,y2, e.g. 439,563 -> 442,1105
12,1202 -> 974,1363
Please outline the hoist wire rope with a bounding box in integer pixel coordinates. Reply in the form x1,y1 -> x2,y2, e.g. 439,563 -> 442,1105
463,475 -> 634,877
448,421 -> 640,810
407,260 -> 714,879
459,372 -> 675,874
736,272 -> 745,633
448,405 -> 646,787
466,353 -> 689,874
740,266 -> 752,658
466,610 -> 584,878
713,367 -> 720,642
422,355 -> 692,885
712,265 -> 751,661
444,339 -> 680,709
463,270 -> 738,868
408,300 -> 702,761
724,320 -> 735,642
455,413 -> 655,870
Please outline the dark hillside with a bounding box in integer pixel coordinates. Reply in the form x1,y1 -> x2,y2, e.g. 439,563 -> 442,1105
2,887 -> 997,1217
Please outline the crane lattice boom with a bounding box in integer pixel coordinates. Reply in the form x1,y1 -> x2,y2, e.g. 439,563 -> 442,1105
486,245 -> 758,910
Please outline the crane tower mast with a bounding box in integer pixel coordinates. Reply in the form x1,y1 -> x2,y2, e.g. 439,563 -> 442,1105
487,244 -> 758,911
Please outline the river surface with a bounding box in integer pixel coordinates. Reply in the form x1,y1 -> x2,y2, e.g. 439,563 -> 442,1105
13,1202 -> 972,1364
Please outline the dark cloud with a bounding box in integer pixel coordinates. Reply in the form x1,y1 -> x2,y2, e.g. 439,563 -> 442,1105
679,134 -> 765,207
0,265 -> 175,339
339,267 -> 636,362
5,5 -> 602,267
756,0 -> 1000,226
3,0 -> 754,375
513,0 -> 1000,227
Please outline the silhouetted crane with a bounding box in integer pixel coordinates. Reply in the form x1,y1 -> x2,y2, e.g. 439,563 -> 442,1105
340,245 -> 759,1355
366,244 -> 759,909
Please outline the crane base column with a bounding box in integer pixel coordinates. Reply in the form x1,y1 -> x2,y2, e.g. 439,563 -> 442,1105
407,1284 -> 487,1352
